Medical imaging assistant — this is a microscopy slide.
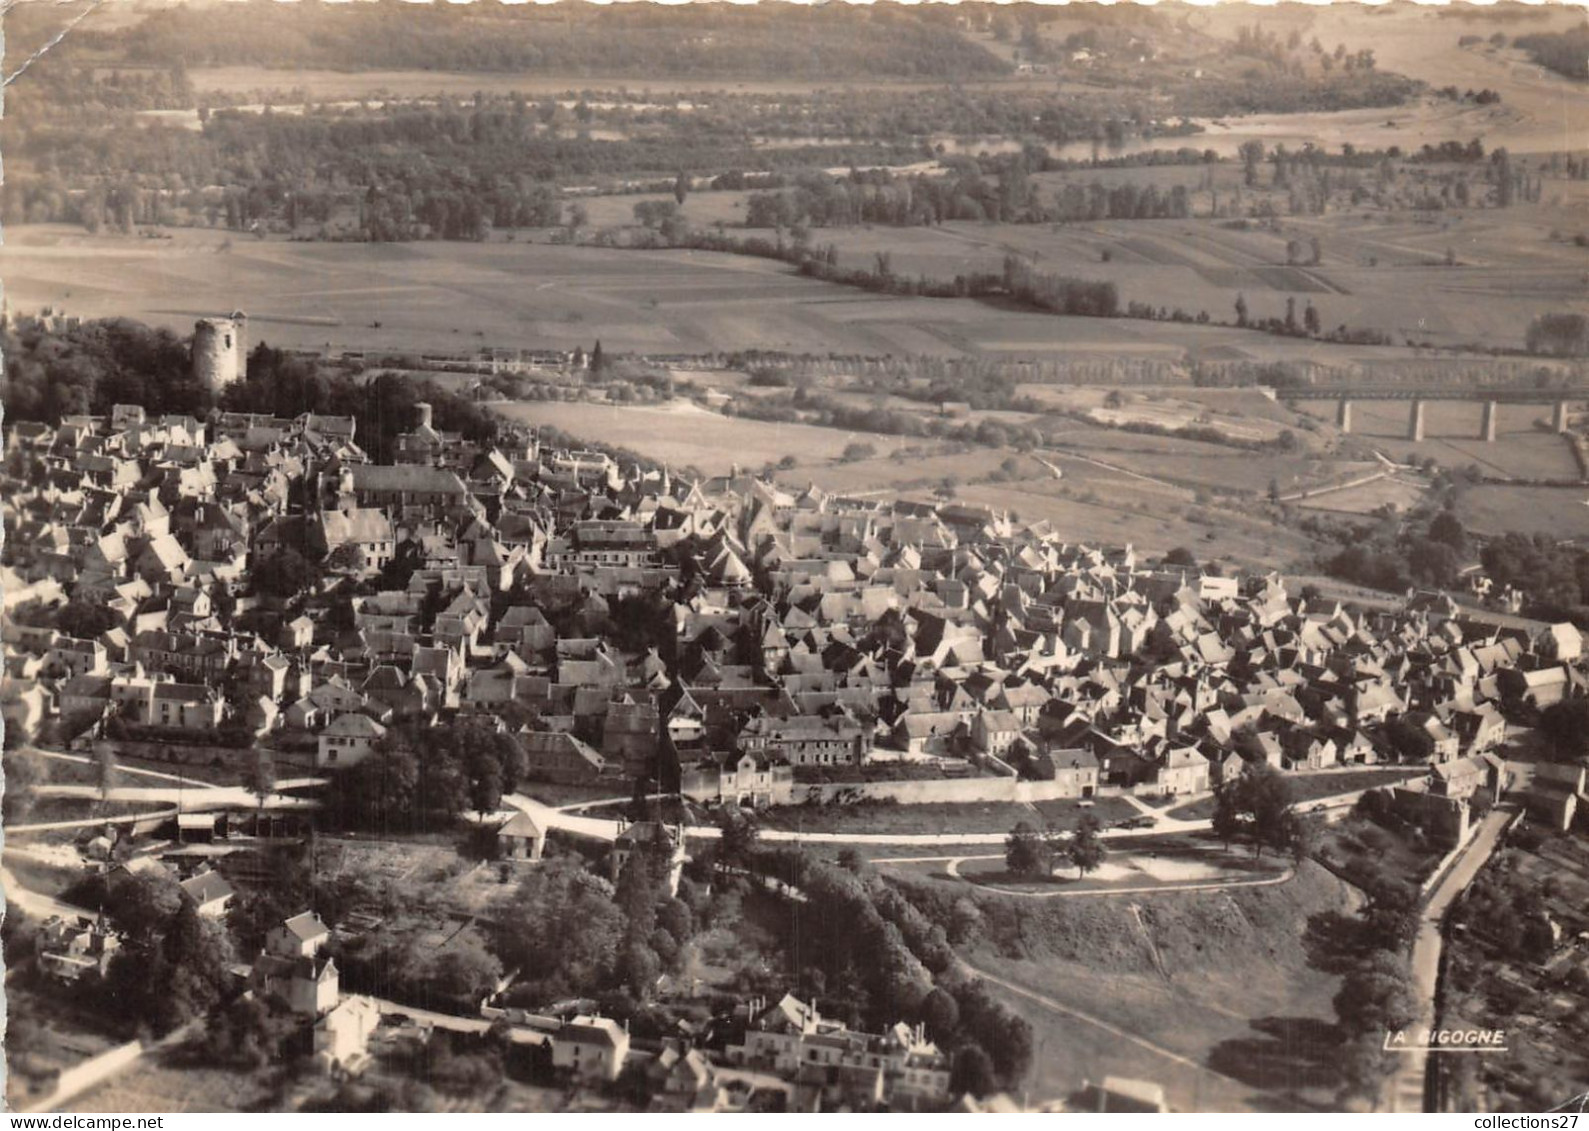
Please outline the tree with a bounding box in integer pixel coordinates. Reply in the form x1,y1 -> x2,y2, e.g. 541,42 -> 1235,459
326,543 -> 365,574
841,441 -> 877,462
673,171 -> 690,207
1234,292 -> 1249,328
1427,510 -> 1467,552
1334,950 -> 1417,1035
1303,302 -> 1321,336
590,340 -> 605,376
1068,814 -> 1105,876
242,747 -> 275,822
717,808 -> 759,871
1212,763 -> 1301,857
1212,777 -> 1244,849
2,749 -> 43,823
468,750 -> 504,818
1384,716 -> 1435,764
921,986 -> 960,1041
96,745 -> 119,802
1004,821 -> 1050,879
1165,546 -> 1197,567
1538,698 -> 1589,762
253,548 -> 319,599
950,1044 -> 997,1098
56,600 -> 118,641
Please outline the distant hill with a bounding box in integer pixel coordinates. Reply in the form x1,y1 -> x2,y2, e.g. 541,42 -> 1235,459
86,2 -> 1011,82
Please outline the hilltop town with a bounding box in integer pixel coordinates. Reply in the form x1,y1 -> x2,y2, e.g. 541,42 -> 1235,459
5,323 -> 1589,1112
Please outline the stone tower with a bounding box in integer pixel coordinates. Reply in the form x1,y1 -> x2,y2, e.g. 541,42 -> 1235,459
192,310 -> 248,391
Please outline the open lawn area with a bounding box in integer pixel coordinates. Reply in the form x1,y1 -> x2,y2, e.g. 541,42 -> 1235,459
941,860 -> 1362,1112
755,795 -> 1137,838
953,842 -> 1290,896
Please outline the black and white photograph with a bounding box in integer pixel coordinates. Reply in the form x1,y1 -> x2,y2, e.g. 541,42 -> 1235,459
1,0 -> 1587,1116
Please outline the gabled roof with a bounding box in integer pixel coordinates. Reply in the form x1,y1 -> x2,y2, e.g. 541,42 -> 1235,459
282,910 -> 331,942
180,871 -> 235,905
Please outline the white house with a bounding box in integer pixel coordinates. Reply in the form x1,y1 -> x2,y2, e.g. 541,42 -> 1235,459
316,712 -> 387,768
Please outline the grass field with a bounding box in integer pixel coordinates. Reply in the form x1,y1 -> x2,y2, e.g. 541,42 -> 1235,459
1456,484 -> 1589,540
811,204 -> 1586,354
946,860 -> 1362,1112
1294,475 -> 1427,517
496,398 -> 908,474
6,224 -> 1549,368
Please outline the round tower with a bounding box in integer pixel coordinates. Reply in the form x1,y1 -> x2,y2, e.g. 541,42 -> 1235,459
192,314 -> 245,391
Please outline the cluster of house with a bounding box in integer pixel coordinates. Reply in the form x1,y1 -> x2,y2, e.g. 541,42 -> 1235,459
481,991 -> 951,1112
250,910 -> 380,1075
5,398 -> 1587,821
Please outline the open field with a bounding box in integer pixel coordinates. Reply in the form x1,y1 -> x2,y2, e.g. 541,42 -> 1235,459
944,860 -> 1362,1112
1308,3 -> 1589,156
5,224 -> 1558,367
496,399 -> 910,475
812,204 -> 1589,354
316,834 -> 510,915
1456,484 -> 1589,541
1294,475 -> 1427,517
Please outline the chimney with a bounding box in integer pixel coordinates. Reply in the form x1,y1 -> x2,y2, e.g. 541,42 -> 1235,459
415,402 -> 434,430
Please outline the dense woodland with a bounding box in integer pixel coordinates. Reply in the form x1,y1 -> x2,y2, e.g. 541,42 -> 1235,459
102,3 -> 1009,81
1514,26 -> 1589,82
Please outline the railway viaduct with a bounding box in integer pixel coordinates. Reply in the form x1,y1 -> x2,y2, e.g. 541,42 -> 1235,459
1293,386 -> 1586,442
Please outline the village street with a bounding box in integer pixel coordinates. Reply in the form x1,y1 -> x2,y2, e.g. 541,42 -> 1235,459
1383,804 -> 1517,1113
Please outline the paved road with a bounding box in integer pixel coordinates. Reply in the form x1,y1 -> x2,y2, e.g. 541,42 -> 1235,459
507,785 -> 1377,849
35,783 -> 324,810
1384,806 -> 1516,1113
0,862 -> 99,923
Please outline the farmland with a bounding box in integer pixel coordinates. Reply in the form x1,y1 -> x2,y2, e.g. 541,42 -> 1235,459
496,399 -> 913,475
798,203 -> 1589,355
0,225 -> 1345,363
